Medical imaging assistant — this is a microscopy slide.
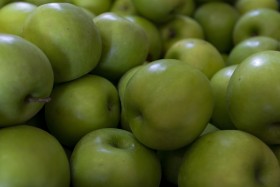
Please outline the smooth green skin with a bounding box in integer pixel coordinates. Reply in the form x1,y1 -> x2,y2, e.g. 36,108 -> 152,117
194,2 -> 240,53
110,0 -> 138,16
233,8 -> 280,45
45,74 -> 120,148
159,15 -> 204,53
71,128 -> 162,187
175,0 -> 196,16
235,0 -> 278,14
228,36 -> 280,65
227,51 -> 280,144
178,130 -> 280,187
125,15 -> 163,61
92,12 -> 149,82
0,2 -> 37,36
210,65 -> 237,130
123,59 -> 214,150
165,38 -> 225,79
0,34 -> 54,126
24,0 -> 70,5
72,0 -> 112,15
22,3 -> 102,83
0,125 -> 70,187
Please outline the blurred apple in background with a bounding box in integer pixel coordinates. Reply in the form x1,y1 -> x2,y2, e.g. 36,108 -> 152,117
227,50 -> 280,144
71,0 -> 112,15
234,0 -> 278,14
110,0 -> 138,15
71,128 -> 162,187
164,38 -> 225,79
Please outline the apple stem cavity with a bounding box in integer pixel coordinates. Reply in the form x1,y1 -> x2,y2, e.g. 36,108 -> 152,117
26,96 -> 51,104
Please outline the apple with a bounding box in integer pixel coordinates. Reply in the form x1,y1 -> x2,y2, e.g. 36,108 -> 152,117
175,0 -> 196,17
233,8 -> 280,45
0,2 -> 37,36
210,64 -> 237,130
92,12 -> 149,82
178,129 -> 280,187
71,0 -> 112,15
70,127 -> 162,187
227,50 -> 280,144
0,34 -> 54,126
234,0 -> 279,14
110,0 -> 138,15
0,125 -> 70,187
22,3 -> 102,83
123,59 -> 214,150
227,36 -> 280,65
24,0 -> 70,5
45,74 -> 120,148
164,38 -> 225,79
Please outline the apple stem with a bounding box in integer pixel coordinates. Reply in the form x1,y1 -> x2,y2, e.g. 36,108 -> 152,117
26,96 -> 51,103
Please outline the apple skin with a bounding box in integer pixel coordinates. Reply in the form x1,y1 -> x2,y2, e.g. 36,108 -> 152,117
22,3 -> 102,83
178,130 -> 280,187
0,34 -> 54,127
0,125 -> 70,187
72,0 -> 112,15
45,74 -> 120,148
227,36 -> 280,65
233,8 -> 280,45
235,0 -> 279,14
227,50 -> 280,144
164,38 -> 225,79
110,0 -> 138,15
70,128 -> 162,187
123,59 -> 214,150
194,2 -> 240,53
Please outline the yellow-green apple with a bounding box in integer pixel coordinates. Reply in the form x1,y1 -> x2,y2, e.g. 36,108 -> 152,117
22,3 -> 102,83
0,125 -> 70,187
92,12 -> 149,82
110,0 -> 138,15
210,65 -> 237,130
227,36 -> 280,65
71,0 -> 112,15
194,2 -> 240,53
123,59 -> 214,150
234,0 -> 278,14
0,2 -> 37,36
178,130 -> 280,187
176,0 -> 196,16
233,8 -> 280,45
0,34 -> 53,127
159,15 -> 204,53
70,128 -> 162,187
164,38 -> 225,79
45,74 -> 120,148
227,50 -> 280,144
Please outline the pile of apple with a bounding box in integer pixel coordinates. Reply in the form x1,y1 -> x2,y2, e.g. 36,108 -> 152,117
0,0 -> 280,186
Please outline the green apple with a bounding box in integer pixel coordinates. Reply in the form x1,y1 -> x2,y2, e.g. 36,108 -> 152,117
227,50 -> 280,144
24,0 -> 70,5
123,59 -> 214,150
110,0 -> 138,15
0,125 -> 70,187
0,2 -> 37,36
175,0 -> 196,16
0,34 -> 53,126
164,38 -> 225,79
159,15 -> 204,53
210,65 -> 237,130
71,0 -> 112,15
45,74 -> 120,148
194,2 -> 240,53
92,12 -> 149,82
228,36 -> 280,65
178,130 -> 280,187
235,0 -> 278,14
233,8 -> 280,45
70,128 -> 162,187
22,3 -> 102,83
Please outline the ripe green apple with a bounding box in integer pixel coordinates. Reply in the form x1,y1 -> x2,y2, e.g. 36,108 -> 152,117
70,128 -> 162,187
164,38 -> 225,79
235,0 -> 278,14
22,3 -> 102,83
45,74 -> 120,148
71,0 -> 112,15
92,12 -> 149,82
178,130 -> 280,187
123,59 -> 214,150
194,2 -> 240,53
0,125 -> 70,187
0,2 -> 37,36
227,50 -> 280,144
175,0 -> 196,16
24,0 -> 70,5
0,34 -> 54,126
228,36 -> 280,65
210,65 -> 237,130
159,15 -> 204,53
110,0 -> 138,15
233,8 -> 280,45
